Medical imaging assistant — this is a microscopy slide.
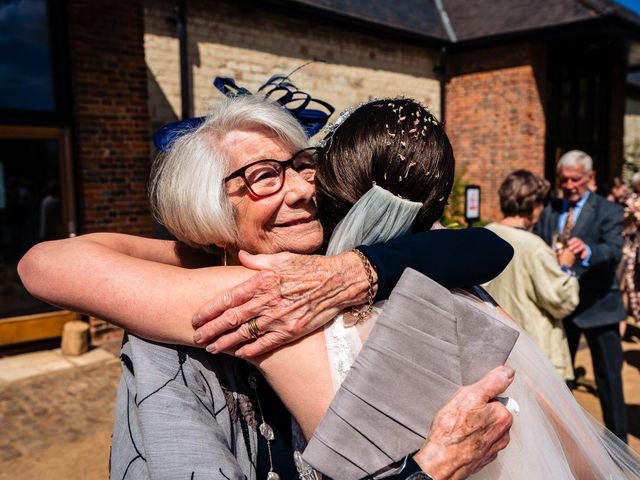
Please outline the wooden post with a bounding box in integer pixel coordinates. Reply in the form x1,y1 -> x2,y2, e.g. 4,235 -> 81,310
61,321 -> 90,356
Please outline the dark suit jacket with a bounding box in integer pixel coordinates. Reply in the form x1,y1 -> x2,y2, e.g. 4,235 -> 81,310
533,193 -> 626,328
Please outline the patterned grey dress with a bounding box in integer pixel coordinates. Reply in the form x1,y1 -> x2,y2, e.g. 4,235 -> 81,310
110,334 -> 259,480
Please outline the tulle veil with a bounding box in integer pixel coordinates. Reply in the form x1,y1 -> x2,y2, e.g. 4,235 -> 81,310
323,184 -> 640,479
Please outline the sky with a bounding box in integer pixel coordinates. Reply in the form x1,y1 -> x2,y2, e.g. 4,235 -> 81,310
616,0 -> 640,15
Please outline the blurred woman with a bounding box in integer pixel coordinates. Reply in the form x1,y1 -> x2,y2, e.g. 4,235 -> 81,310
485,170 -> 579,381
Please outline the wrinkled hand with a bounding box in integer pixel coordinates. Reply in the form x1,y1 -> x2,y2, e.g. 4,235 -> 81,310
566,237 -> 588,260
192,250 -> 372,357
413,366 -> 515,480
557,247 -> 577,267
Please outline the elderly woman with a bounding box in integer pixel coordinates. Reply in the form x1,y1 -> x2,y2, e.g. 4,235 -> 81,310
484,170 -> 579,381
19,95 -> 514,479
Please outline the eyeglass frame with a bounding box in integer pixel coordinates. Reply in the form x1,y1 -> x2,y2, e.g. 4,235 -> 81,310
223,147 -> 321,199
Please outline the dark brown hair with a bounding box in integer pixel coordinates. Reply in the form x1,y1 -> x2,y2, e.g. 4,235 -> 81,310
498,170 -> 550,217
315,99 -> 455,238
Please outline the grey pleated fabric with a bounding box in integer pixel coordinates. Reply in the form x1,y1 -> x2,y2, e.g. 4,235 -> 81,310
303,268 -> 520,479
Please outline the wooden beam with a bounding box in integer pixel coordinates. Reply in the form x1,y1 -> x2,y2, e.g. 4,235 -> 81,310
0,311 -> 79,346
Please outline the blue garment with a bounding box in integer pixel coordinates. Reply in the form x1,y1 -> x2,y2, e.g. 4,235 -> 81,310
360,228 -> 514,301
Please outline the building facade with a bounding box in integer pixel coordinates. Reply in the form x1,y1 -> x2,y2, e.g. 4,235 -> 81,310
1,0 -> 639,346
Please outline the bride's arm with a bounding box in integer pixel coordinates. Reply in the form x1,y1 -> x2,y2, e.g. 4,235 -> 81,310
17,234 -> 255,345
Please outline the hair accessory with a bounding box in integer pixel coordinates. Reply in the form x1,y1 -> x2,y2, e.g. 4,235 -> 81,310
153,66 -> 334,152
343,249 -> 375,327
317,100 -> 380,150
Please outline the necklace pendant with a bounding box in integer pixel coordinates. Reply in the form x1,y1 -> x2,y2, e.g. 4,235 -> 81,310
267,471 -> 281,480
342,311 -> 359,328
259,422 -> 275,441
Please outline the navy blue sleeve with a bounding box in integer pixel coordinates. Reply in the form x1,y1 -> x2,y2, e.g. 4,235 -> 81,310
358,228 -> 514,301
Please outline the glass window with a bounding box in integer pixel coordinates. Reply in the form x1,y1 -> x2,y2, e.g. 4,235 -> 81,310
0,138 -> 63,317
0,0 -> 55,111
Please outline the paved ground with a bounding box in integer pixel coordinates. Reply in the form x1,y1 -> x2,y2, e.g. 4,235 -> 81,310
0,329 -> 638,480
573,321 -> 640,451
0,345 -> 121,480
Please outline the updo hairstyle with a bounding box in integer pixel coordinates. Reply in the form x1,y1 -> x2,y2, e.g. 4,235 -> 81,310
315,98 -> 454,237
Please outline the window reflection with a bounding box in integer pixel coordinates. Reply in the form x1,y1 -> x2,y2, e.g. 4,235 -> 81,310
0,138 -> 62,317
0,0 -> 55,111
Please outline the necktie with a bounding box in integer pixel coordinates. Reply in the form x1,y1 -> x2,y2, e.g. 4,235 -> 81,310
560,206 -> 574,242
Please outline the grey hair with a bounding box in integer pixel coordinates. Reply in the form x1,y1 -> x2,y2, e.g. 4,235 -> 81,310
150,95 -> 309,250
557,150 -> 593,173
632,172 -> 640,186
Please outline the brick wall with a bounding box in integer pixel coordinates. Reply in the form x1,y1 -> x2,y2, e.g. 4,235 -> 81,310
446,43 -> 547,221
66,0 -> 153,344
67,0 -> 153,236
143,0 -> 441,132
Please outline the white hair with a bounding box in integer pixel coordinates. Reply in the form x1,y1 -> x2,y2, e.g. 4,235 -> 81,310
632,172 -> 640,186
556,150 -> 593,173
150,95 -> 309,250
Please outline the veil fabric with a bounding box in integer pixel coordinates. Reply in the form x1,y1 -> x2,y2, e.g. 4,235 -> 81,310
317,184 -> 640,479
324,185 -> 422,391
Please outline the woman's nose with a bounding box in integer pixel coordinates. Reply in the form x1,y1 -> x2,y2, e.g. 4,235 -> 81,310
282,168 -> 315,205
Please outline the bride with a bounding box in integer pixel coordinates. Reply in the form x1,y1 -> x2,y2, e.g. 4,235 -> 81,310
19,96 -> 640,479
288,98 -> 640,480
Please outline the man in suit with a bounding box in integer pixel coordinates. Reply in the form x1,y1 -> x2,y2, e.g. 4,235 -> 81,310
534,150 -> 627,441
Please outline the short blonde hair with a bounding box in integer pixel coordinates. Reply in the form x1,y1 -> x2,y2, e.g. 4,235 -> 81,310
150,96 -> 309,250
557,150 -> 593,173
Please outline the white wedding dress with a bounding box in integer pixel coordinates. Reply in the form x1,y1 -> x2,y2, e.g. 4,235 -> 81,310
319,185 -> 640,479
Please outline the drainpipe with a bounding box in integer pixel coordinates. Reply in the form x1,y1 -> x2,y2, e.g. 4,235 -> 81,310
433,0 -> 456,123
175,0 -> 190,119
438,45 -> 448,123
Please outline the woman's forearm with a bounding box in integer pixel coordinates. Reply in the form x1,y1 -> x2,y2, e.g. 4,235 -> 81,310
18,235 -> 254,345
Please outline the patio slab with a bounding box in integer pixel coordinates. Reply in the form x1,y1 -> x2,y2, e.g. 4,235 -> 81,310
0,350 -> 73,383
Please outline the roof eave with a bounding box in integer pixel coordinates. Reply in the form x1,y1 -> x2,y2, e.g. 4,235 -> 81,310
448,14 -> 640,50
261,0 -> 449,48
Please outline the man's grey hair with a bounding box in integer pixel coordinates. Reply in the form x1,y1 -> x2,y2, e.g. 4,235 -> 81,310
556,150 -> 593,173
150,95 -> 309,250
632,172 -> 640,187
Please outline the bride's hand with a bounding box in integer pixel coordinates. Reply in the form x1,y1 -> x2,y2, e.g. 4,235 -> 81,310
191,250 -> 377,357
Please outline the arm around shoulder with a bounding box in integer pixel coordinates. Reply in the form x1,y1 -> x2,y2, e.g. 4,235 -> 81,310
18,233 -> 255,345
359,228 -> 514,300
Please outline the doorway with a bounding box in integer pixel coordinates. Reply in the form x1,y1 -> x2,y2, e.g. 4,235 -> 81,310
0,126 -> 77,346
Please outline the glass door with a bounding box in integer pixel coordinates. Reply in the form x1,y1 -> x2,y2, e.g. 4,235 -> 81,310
0,126 -> 77,346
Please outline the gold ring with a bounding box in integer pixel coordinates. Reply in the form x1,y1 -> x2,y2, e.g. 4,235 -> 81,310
247,318 -> 262,339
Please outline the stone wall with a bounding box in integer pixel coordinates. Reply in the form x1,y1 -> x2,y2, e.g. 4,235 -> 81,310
446,43 -> 547,220
143,0 -> 441,134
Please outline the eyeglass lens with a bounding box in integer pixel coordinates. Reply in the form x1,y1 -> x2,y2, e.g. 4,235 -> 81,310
245,149 -> 318,196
